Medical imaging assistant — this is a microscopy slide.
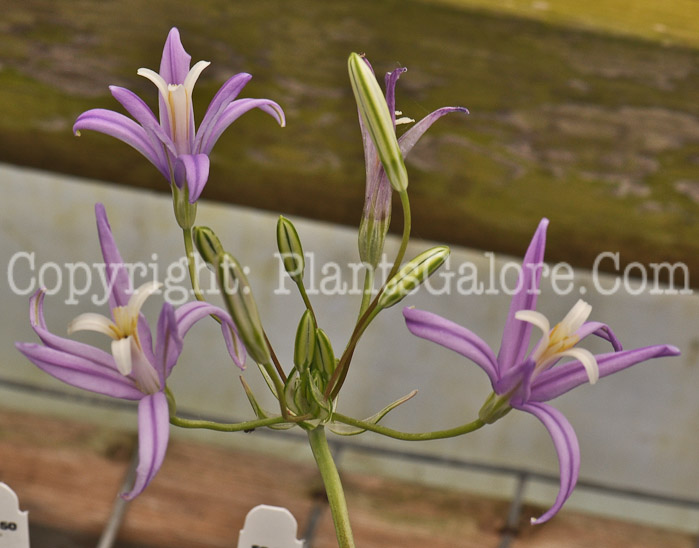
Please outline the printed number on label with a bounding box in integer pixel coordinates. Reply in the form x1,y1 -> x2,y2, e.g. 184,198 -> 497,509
0,521 -> 17,531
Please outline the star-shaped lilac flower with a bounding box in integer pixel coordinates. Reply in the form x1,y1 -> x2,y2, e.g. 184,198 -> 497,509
73,27 -> 285,204
16,204 -> 246,499
403,218 -> 680,523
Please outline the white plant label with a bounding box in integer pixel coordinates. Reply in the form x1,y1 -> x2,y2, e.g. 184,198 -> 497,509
237,504 -> 305,548
0,483 -> 29,548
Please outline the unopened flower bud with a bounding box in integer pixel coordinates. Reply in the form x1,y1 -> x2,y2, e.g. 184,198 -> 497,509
217,252 -> 271,365
276,216 -> 305,283
348,52 -> 408,192
294,310 -> 316,371
193,226 -> 224,270
312,328 -> 336,380
378,246 -> 450,309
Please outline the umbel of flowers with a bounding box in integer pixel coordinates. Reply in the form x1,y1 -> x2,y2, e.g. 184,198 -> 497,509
16,29 -> 680,548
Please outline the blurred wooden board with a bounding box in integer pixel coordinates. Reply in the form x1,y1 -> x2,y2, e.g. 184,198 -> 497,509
0,407 -> 694,547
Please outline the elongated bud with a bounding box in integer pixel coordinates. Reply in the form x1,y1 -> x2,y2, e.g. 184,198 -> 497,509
294,310 -> 316,371
348,52 -> 408,192
276,216 -> 305,283
378,246 -> 450,309
313,328 -> 336,380
193,226 -> 224,269
217,252 -> 271,365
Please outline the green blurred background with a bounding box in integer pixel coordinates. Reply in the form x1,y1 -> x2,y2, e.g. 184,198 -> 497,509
2,0 -> 698,281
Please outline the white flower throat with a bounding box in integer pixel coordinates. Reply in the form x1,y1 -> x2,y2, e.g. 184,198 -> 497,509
68,281 -> 162,393
515,299 -> 599,384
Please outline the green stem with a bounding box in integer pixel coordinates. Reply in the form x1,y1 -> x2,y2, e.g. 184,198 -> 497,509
357,267 -> 374,320
308,427 -> 355,548
183,227 -> 206,302
170,414 -> 287,432
384,189 -> 412,283
331,413 -> 485,441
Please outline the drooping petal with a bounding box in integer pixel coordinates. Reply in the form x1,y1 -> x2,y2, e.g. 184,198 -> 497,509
29,290 -> 115,370
159,27 -> 191,85
196,98 -> 285,155
172,301 -> 246,372
403,307 -> 499,385
497,218 -> 549,374
515,402 -> 580,524
174,154 -> 210,202
121,392 -> 170,500
14,343 -> 143,400
575,321 -> 622,351
530,345 -> 681,402
95,203 -> 132,308
195,72 -> 252,150
398,106 -> 469,158
74,110 -> 169,178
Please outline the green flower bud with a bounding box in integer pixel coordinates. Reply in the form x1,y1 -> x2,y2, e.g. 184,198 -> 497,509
294,309 -> 316,371
312,328 -> 336,380
193,226 -> 224,269
276,216 -> 305,283
348,52 -> 408,192
217,252 -> 271,365
378,246 -> 450,309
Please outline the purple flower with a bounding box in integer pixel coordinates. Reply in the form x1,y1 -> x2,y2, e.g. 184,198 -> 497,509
403,218 -> 680,524
73,27 -> 285,204
357,59 -> 468,266
16,204 -> 246,499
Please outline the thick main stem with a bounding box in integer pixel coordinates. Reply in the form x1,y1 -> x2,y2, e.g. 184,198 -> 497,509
308,427 -> 355,548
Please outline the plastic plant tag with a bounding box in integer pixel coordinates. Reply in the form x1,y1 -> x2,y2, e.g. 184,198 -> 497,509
0,483 -> 29,547
237,504 -> 304,548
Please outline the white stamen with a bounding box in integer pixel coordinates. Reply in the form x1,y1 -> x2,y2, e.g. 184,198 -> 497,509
137,68 -> 170,100
68,312 -> 118,338
112,337 -> 133,376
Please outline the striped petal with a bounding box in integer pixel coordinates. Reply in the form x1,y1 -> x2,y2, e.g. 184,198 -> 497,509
516,402 -> 579,524
497,218 -> 548,374
196,98 -> 285,156
174,153 -> 210,202
73,109 -> 168,178
121,392 -> 170,499
403,307 -> 499,385
95,203 -> 132,308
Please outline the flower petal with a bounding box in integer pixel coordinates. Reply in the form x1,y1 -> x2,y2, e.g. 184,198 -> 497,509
530,345 -> 681,402
14,342 -> 143,399
194,72 -> 252,151
497,218 -> 548,374
121,392 -> 170,499
95,203 -> 132,308
174,154 -> 210,202
403,307 -> 499,384
515,402 -> 580,524
155,303 -> 183,381
384,67 -> 407,126
196,98 -> 285,155
172,302 -> 246,372
159,27 -> 191,85
109,85 -> 175,157
575,321 -> 622,352
398,106 -> 469,158
74,109 -> 168,178
28,290 -> 115,370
